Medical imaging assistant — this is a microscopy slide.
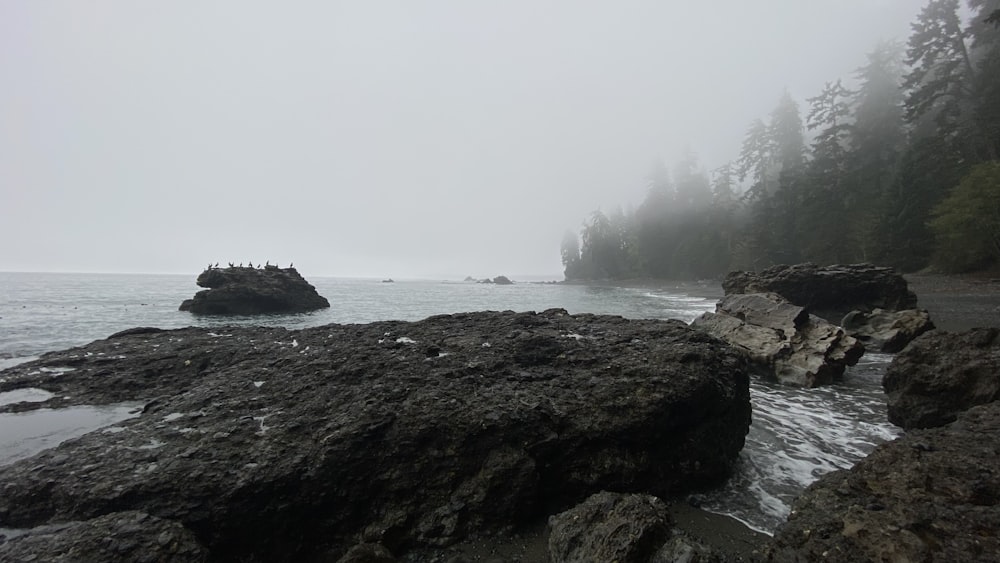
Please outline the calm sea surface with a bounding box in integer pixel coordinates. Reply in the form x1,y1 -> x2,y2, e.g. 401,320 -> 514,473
0,272 -> 899,534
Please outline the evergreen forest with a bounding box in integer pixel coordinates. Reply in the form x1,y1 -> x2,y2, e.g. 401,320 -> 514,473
561,0 -> 1000,280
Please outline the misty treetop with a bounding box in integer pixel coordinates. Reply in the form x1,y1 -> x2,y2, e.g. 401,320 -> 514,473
562,0 -> 1000,280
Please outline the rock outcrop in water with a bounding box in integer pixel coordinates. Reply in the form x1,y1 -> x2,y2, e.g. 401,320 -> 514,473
0,310 -> 750,562
883,327 -> 1000,429
691,292 -> 864,387
178,265 -> 329,315
766,402 -> 1000,563
722,263 -> 918,322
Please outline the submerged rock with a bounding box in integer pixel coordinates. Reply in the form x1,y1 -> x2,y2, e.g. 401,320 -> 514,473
178,265 -> 329,315
840,308 -> 935,353
723,263 -> 917,322
883,327 -> 1000,429
0,310 -> 750,561
767,402 -> 1000,563
691,293 -> 863,387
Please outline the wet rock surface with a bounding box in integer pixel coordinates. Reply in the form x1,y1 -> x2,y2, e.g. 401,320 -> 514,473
723,263 -> 917,322
840,308 -> 935,353
178,265 -> 330,314
0,310 -> 750,562
0,511 -> 208,562
883,327 -> 1000,429
691,293 -> 863,387
766,402 -> 1000,563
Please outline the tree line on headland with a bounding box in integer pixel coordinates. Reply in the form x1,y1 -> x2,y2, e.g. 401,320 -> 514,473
561,0 -> 1000,281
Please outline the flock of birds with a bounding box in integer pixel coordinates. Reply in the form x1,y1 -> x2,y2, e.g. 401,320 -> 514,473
205,261 -> 293,270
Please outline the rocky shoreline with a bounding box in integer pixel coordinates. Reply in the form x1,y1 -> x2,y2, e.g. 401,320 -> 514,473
2,266 -> 999,561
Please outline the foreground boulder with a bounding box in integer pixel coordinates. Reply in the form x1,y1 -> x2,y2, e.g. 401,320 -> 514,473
0,310 -> 749,562
548,492 -> 724,563
723,263 -> 917,322
840,308 -> 935,353
883,328 -> 1000,429
178,265 -> 330,314
549,492 -> 671,563
691,293 -> 864,387
767,402 -> 1000,563
0,511 -> 208,562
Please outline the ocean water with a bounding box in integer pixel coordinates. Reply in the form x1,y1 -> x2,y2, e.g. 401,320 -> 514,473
0,271 -> 898,534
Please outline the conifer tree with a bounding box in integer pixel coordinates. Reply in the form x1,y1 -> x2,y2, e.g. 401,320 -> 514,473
801,80 -> 854,263
904,0 -> 992,160
850,41 -> 908,263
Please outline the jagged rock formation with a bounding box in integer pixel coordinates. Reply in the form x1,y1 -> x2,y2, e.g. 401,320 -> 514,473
0,310 -> 750,562
767,402 -> 1000,563
840,308 -> 935,353
178,265 -> 329,315
883,327 -> 1000,429
691,292 -> 864,387
723,263 -> 918,322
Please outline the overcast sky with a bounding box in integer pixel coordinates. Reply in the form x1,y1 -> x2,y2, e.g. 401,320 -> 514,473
1,1 -> 924,278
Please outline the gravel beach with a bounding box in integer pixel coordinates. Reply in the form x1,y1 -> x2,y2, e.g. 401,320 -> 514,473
906,273 -> 1000,332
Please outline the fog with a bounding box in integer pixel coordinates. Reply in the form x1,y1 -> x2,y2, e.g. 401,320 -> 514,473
0,1 -> 922,279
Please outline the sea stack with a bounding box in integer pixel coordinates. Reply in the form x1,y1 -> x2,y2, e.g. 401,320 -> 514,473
178,265 -> 330,315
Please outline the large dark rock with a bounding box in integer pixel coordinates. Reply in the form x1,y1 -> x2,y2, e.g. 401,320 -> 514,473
178,265 -> 330,314
723,263 -> 917,322
0,511 -> 208,563
883,328 -> 1000,429
0,310 -> 750,562
767,402 -> 1000,563
691,293 -> 864,387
